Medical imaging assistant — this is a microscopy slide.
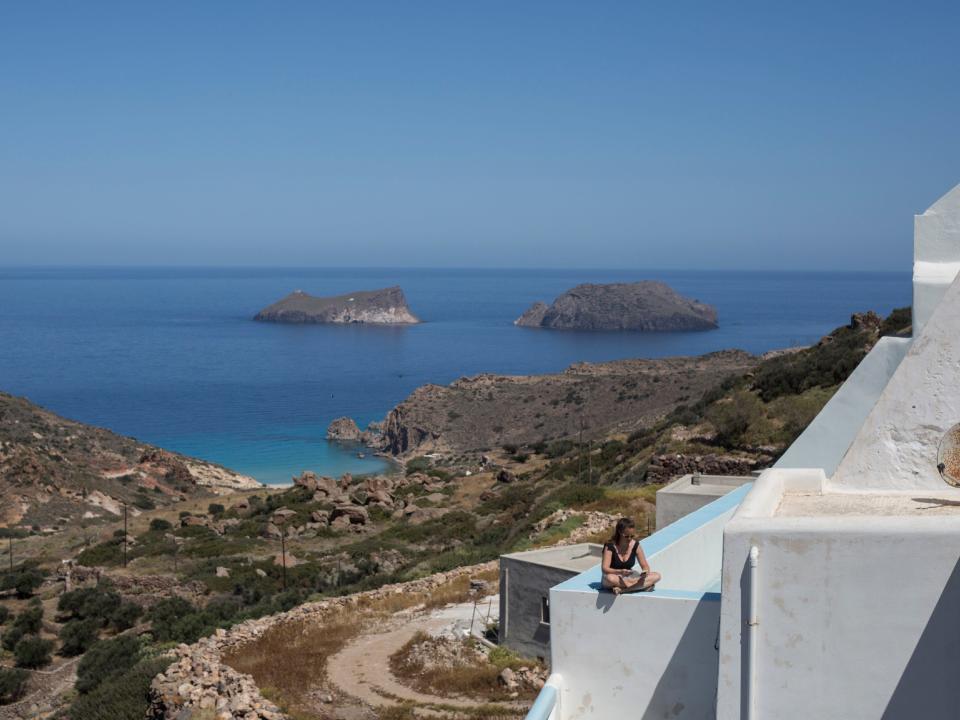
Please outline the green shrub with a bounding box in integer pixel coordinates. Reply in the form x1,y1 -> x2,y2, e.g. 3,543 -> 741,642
76,635 -> 142,694
208,503 -> 225,516
0,605 -> 9,624
405,457 -> 431,475
14,636 -> 53,668
13,605 -> 43,635
68,655 -> 171,720
2,626 -> 23,651
60,618 -> 101,656
58,587 -> 121,625
131,494 -> 155,511
76,539 -> 122,567
148,518 -> 173,532
111,602 -> 143,631
12,568 -> 43,598
879,306 -> 911,336
0,667 -> 28,705
545,440 -> 574,458
706,390 -> 764,448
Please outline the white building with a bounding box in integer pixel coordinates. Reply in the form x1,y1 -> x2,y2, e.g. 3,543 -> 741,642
525,183 -> 960,720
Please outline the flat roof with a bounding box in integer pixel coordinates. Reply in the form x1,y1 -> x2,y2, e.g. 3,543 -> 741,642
502,543 -> 603,573
776,492 -> 960,517
658,474 -> 753,497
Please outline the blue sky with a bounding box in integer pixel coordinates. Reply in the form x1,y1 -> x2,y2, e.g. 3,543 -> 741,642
1,1 -> 958,270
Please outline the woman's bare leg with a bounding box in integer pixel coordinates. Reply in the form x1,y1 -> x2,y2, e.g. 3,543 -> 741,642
602,573 -> 642,594
642,571 -> 661,590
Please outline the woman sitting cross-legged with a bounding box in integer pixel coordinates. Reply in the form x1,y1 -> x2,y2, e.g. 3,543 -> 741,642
601,517 -> 661,595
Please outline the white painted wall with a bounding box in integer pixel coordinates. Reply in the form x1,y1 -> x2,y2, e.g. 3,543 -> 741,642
913,183 -> 960,334
550,590 -> 720,720
652,501 -> 740,591
775,336 -> 910,477
832,273 -> 960,491
717,471 -> 960,719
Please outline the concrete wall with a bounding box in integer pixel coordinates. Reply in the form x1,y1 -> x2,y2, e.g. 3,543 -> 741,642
775,336 -> 910,477
550,589 -> 720,720
500,558 -> 577,661
544,485 -> 753,719
656,475 -> 751,530
832,273 -> 960,491
718,470 -> 960,719
914,183 -> 960,334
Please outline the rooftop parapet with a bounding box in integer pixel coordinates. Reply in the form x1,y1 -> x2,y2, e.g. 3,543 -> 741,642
914,183 -> 960,334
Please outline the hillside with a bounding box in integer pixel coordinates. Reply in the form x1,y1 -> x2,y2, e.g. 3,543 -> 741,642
0,392 -> 260,530
357,350 -> 757,457
0,307 -> 911,719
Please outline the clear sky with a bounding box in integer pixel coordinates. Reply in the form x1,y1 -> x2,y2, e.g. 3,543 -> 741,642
1,1 -> 958,270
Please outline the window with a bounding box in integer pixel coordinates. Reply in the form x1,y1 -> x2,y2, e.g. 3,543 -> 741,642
540,596 -> 550,625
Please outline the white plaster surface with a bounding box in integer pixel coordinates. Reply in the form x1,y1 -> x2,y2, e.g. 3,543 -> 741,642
776,491 -> 960,516
550,590 -> 720,719
913,183 -> 960,334
775,336 -> 910,476
718,515 -> 960,719
831,272 -> 960,491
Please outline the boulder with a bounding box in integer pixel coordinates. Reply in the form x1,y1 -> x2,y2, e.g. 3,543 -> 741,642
326,417 -> 361,442
497,469 -> 517,484
331,505 -> 369,525
310,509 -> 330,525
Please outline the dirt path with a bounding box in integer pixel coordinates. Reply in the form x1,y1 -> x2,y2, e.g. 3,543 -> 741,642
327,598 -> 526,716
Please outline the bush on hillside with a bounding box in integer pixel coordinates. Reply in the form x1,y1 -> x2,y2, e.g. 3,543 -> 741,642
0,667 -> 29,705
68,655 -> 171,720
0,605 -> 9,625
59,618 -> 101,657
148,518 -> 173,532
75,635 -> 142,694
12,605 -> 43,635
706,390 -> 764,448
14,637 -> 53,668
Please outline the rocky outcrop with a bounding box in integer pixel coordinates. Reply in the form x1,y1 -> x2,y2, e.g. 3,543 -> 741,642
515,281 -> 718,331
147,561 -> 498,720
326,417 -> 361,441
253,286 -> 420,325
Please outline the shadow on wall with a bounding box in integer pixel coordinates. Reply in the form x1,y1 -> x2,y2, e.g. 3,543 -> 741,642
882,556 -> 960,719
738,553 -> 751,720
641,599 -> 721,720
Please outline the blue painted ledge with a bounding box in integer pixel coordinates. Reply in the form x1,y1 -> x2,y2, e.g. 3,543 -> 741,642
552,481 -> 753,599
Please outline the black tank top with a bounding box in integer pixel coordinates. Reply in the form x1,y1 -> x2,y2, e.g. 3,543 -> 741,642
605,540 -> 638,570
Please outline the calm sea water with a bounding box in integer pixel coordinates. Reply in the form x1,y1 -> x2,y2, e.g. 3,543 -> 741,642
0,268 -> 911,484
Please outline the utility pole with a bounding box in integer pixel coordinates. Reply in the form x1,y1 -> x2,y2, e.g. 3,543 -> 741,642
588,440 -> 593,484
280,525 -> 288,591
122,503 -> 128,568
8,537 -> 12,572
578,417 -> 584,482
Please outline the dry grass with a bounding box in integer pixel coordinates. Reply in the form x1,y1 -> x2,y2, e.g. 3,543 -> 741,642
221,566 -> 500,718
389,633 -> 538,703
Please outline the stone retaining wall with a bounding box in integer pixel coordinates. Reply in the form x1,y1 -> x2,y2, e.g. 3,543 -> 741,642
148,560 -> 497,719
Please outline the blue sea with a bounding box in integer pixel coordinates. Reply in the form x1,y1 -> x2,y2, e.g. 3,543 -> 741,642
0,268 -> 911,484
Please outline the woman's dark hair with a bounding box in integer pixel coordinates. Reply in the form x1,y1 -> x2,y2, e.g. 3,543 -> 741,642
610,517 -> 636,545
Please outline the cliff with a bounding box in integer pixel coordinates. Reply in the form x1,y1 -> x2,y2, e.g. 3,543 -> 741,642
254,286 -> 420,325
0,391 -> 260,530
515,281 -> 718,331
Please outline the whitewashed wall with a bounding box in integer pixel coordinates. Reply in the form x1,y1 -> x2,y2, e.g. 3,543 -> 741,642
718,472 -> 960,719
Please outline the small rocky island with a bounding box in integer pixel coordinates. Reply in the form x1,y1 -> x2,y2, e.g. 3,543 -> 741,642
254,286 -> 420,324
515,281 -> 718,331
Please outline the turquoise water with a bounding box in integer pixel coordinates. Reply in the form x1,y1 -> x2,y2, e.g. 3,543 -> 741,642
0,268 -> 911,484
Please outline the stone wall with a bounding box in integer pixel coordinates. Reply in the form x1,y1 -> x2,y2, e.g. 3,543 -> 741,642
148,560 -> 497,720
